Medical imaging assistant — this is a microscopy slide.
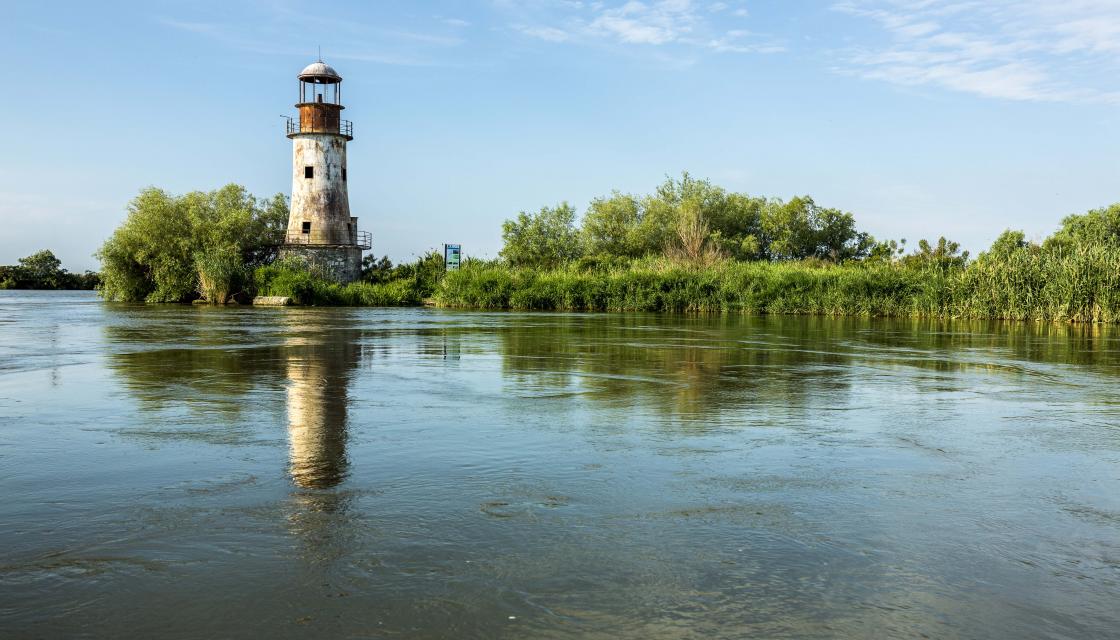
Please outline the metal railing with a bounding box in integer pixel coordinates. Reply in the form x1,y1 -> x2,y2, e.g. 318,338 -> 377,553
285,117 -> 353,137
283,230 -> 371,250
283,233 -> 312,245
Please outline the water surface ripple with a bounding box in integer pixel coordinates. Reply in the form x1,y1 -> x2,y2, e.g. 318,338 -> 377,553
1,291 -> 1118,639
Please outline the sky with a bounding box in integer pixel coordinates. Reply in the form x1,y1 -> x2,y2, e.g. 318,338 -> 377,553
2,0 -> 1118,271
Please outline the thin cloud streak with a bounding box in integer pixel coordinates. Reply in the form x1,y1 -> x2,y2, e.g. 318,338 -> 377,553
158,5 -> 465,68
833,0 -> 1120,104
502,0 -> 784,56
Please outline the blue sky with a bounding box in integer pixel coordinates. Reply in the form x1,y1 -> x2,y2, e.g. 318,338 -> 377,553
2,0 -> 1118,270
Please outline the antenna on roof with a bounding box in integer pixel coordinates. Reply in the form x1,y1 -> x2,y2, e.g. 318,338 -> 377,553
318,45 -> 322,62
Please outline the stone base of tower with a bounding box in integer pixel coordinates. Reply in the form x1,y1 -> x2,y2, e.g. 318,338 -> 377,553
280,245 -> 363,284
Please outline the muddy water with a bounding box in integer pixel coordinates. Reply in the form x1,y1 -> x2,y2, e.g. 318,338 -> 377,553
1,291 -> 1118,639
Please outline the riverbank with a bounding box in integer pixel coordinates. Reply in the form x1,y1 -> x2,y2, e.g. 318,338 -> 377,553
439,252 -> 1120,321
93,180 -> 1120,323
253,247 -> 1120,323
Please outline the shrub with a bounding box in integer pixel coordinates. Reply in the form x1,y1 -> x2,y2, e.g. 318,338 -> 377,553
195,250 -> 246,304
97,185 -> 287,302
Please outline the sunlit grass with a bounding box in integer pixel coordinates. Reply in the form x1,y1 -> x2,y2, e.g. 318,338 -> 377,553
436,249 -> 1120,322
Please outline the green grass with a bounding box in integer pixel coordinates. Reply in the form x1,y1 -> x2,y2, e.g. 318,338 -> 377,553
253,262 -> 425,306
248,247 -> 1120,323
435,249 -> 1120,322
947,245 -> 1120,322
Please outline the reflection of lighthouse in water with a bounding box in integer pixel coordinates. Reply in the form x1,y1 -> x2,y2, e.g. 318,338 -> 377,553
284,325 -> 360,489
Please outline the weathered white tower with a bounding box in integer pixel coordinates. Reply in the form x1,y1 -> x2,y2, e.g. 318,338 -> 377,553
280,60 -> 369,282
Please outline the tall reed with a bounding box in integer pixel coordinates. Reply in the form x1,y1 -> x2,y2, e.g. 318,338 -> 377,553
436,247 -> 1120,322
195,250 -> 245,304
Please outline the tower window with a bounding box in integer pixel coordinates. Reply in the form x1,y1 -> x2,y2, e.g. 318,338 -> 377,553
304,166 -> 314,179
302,221 -> 311,234
342,168 -> 347,181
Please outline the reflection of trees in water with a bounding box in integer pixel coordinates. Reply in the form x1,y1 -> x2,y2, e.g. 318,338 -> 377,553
846,319 -> 1120,403
105,307 -> 1120,440
497,314 -> 854,424
104,308 -> 288,416
496,314 -> 1120,422
856,318 -> 1120,369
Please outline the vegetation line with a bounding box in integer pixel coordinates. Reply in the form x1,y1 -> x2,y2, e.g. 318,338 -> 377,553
1,250 -> 99,290
89,175 -> 1120,323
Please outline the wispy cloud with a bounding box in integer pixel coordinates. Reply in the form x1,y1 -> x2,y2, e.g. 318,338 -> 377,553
162,1 -> 781,68
833,0 -> 1120,103
159,6 -> 465,67
588,0 -> 698,45
502,0 -> 783,56
708,29 -> 785,54
513,25 -> 571,42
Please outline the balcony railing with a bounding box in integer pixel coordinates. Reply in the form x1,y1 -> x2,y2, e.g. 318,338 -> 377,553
283,230 -> 371,250
285,117 -> 353,138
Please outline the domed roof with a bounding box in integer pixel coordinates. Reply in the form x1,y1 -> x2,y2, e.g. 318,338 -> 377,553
298,61 -> 341,83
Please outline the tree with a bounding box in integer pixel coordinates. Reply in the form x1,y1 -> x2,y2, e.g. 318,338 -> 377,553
645,173 -> 765,260
579,174 -> 767,261
760,196 -> 871,262
665,200 -> 724,265
712,192 -> 765,259
761,197 -> 815,260
97,185 -> 288,302
866,238 -> 907,264
0,250 -> 95,289
500,203 -> 583,267
17,250 -> 64,288
1044,204 -> 1120,252
581,192 -> 643,257
19,250 -> 63,283
985,230 -> 1032,259
361,255 -> 394,283
902,237 -> 970,271
511,173 -> 874,266
815,207 -> 873,261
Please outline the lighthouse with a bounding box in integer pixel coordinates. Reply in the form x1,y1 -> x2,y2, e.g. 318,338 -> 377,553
280,60 -> 369,282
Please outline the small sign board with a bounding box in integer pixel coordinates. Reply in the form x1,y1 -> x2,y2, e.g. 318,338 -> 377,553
444,244 -> 461,271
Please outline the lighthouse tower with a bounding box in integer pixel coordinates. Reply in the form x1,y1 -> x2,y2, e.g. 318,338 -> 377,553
280,60 -> 368,282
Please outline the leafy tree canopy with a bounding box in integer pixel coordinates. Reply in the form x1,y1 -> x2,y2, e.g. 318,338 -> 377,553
0,250 -> 98,290
760,196 -> 872,262
500,203 -> 583,268
97,185 -> 287,302
514,173 -> 873,267
19,250 -> 62,281
1045,204 -> 1120,252
901,236 -> 970,271
982,230 -> 1032,260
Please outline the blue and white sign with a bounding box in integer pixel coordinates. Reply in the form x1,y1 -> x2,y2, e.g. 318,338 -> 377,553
444,244 -> 461,271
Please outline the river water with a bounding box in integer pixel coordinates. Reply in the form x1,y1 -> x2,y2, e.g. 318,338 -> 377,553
1,290 -> 1118,638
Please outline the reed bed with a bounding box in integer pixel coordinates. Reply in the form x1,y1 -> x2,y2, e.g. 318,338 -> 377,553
253,262 -> 426,306
435,248 -> 1120,322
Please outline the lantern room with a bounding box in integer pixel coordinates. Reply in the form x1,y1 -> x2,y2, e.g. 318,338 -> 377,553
298,61 -> 342,104
288,61 -> 352,140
